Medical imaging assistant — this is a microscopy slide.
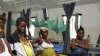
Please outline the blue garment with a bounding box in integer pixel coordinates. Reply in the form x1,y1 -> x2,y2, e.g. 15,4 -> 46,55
71,47 -> 88,56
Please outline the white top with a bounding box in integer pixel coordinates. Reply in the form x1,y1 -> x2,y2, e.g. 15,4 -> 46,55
40,39 -> 54,50
0,38 -> 11,56
14,41 -> 35,56
14,42 -> 27,56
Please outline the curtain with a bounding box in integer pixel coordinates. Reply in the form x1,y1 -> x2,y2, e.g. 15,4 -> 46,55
75,13 -> 82,32
2,13 -> 6,19
62,2 -> 75,55
20,9 -> 31,40
75,14 -> 78,31
25,9 -> 31,28
43,8 -> 48,21
96,35 -> 100,47
6,11 -> 12,38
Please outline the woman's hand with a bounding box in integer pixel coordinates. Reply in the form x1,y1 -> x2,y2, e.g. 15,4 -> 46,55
75,43 -> 78,46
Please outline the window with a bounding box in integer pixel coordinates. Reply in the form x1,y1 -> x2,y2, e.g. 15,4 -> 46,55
62,14 -> 82,39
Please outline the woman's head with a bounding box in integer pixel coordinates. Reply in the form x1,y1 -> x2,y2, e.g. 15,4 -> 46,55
16,17 -> 26,34
77,26 -> 84,40
0,16 -> 6,37
39,27 -> 48,38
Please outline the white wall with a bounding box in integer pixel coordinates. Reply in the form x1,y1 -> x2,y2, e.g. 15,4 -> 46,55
7,3 -> 100,43
0,10 -> 3,14
74,4 -> 100,44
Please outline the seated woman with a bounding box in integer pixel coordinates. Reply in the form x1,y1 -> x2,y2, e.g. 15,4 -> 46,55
32,27 -> 58,56
71,26 -> 89,56
0,16 -> 14,56
7,17 -> 35,56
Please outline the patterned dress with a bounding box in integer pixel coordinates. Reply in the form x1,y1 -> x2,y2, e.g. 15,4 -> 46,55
40,39 -> 56,56
42,48 -> 56,56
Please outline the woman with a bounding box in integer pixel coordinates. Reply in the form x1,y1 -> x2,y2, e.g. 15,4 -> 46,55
0,16 -> 14,56
7,17 -> 35,56
32,27 -> 57,56
71,26 -> 89,56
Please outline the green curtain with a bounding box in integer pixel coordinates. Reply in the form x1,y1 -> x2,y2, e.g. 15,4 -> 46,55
32,15 -> 43,27
43,18 -> 55,29
52,16 -> 66,33
31,16 -> 66,33
11,19 -> 16,26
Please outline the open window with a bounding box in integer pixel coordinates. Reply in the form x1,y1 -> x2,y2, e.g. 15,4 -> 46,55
62,13 -> 82,39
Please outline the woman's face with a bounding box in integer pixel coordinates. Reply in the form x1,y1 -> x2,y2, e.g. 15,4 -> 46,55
41,29 -> 48,38
0,19 -> 4,37
17,21 -> 26,33
77,30 -> 84,39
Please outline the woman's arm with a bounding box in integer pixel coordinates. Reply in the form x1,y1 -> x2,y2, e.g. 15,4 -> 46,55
78,39 -> 89,49
36,50 -> 42,56
4,39 -> 16,56
31,38 -> 43,45
31,38 -> 40,44
32,38 -> 43,56
71,39 -> 78,49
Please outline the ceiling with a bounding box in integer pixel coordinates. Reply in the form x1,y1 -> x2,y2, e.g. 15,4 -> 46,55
0,0 -> 100,12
